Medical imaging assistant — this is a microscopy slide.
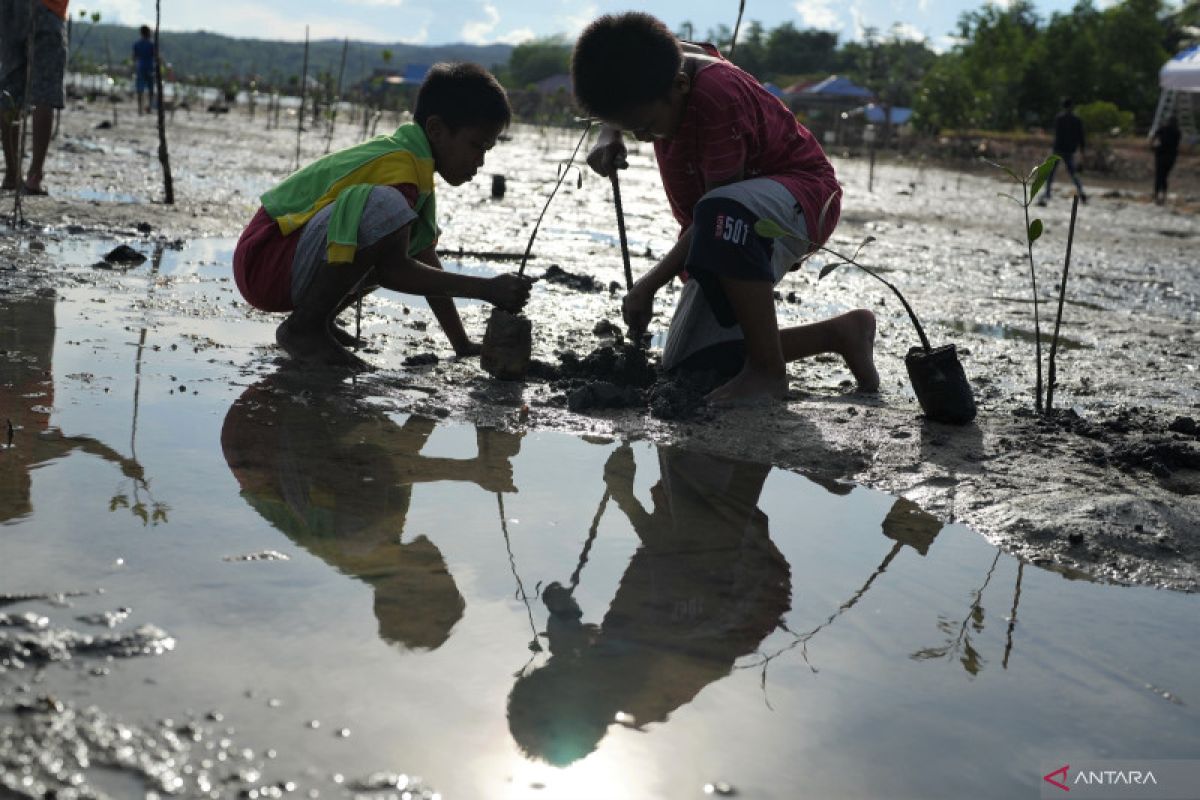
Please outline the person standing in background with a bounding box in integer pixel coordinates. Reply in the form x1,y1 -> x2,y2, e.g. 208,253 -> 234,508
0,0 -> 69,196
1151,115 -> 1181,206
132,24 -> 155,115
1038,97 -> 1087,206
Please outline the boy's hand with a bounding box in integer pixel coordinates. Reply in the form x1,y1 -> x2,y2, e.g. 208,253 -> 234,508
586,126 -> 628,177
486,274 -> 535,313
622,284 -> 654,341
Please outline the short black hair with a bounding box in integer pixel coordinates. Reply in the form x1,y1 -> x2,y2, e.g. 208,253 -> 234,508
572,12 -> 682,119
414,62 -> 511,132
1061,96 -> 1074,109
140,25 -> 151,37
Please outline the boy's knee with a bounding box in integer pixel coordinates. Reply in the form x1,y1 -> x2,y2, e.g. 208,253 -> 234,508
690,196 -> 774,276
686,196 -> 776,327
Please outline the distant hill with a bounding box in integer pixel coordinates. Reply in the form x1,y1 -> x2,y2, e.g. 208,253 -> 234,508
67,23 -> 514,91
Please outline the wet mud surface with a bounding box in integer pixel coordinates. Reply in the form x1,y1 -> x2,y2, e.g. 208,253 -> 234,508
2,104 -> 1197,596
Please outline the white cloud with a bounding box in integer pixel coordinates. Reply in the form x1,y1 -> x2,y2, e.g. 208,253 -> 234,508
850,5 -> 868,39
159,2 -> 396,43
793,0 -> 843,31
931,34 -> 962,54
888,22 -> 926,42
460,2 -> 535,45
461,2 -> 501,44
496,28 -> 536,45
80,0 -> 147,26
557,2 -> 597,40
341,0 -> 403,6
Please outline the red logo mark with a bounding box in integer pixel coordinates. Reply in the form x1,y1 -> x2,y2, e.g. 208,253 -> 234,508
714,214 -> 725,238
1044,764 -> 1070,792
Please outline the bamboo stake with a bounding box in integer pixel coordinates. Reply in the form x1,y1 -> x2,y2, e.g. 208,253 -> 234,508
154,0 -> 174,204
295,26 -> 309,170
324,38 -> 349,154
1045,195 -> 1079,413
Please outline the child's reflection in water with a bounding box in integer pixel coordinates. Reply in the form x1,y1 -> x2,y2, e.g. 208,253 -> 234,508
507,446 -> 944,766
1,292 -> 144,525
220,372 -> 522,651
508,444 -> 793,766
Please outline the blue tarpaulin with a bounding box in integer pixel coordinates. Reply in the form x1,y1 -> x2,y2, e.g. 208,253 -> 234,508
863,104 -> 913,124
801,76 -> 873,98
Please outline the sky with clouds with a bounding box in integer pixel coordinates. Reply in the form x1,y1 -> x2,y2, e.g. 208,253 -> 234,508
82,0 -> 1150,51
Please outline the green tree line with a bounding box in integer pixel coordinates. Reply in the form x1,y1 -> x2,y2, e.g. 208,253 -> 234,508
500,0 -> 1188,133
68,22 -> 512,93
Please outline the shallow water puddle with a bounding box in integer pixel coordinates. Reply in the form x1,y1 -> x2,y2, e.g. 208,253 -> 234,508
2,243 -> 1199,799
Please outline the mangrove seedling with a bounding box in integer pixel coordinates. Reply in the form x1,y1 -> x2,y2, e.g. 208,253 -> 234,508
754,218 -> 976,424
991,154 -> 1060,414
480,120 -> 593,380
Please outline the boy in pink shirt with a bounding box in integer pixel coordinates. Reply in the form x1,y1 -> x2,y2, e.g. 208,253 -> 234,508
572,12 -> 879,405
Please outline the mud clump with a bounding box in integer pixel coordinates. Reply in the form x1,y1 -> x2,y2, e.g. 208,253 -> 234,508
103,244 -> 147,265
1011,406 -> 1200,493
534,343 -> 722,420
567,380 -> 642,412
403,352 -> 440,368
542,264 -> 604,293
535,344 -> 659,414
646,370 -> 724,420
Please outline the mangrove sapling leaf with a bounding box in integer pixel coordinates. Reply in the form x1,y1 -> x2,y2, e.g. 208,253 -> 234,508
1028,219 -> 1044,244
986,160 -> 1022,183
1029,155 -> 1060,203
754,220 -> 932,352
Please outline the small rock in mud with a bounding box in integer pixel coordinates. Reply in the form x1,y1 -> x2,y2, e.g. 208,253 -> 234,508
103,244 -> 147,264
402,352 -> 439,368
542,264 -> 603,293
593,319 -> 623,339
1168,416 -> 1198,436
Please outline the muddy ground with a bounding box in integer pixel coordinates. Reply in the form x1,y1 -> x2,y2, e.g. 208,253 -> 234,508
2,101 -> 1197,592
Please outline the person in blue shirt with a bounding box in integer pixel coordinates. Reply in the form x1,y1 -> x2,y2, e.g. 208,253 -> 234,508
132,25 -> 155,114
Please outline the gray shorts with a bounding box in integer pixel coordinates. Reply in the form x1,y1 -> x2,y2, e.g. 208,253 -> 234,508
291,186 -> 418,306
0,2 -> 68,111
662,178 -> 812,371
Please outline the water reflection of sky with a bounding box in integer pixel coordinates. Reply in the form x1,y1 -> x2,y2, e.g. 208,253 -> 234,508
1,264 -> 1197,799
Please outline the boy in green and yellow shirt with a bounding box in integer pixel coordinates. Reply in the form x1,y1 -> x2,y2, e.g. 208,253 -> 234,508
234,62 -> 532,367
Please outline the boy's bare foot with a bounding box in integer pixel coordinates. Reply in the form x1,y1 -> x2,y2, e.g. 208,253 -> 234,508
705,366 -> 787,407
277,318 -> 371,370
842,309 -> 880,392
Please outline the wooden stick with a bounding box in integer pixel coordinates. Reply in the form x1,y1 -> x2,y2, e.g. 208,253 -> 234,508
154,0 -> 174,204
610,170 -> 633,291
1046,195 -> 1079,412
295,26 -> 309,170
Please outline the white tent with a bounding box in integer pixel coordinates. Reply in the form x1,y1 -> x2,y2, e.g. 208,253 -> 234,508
1161,44 -> 1200,91
1152,45 -> 1200,136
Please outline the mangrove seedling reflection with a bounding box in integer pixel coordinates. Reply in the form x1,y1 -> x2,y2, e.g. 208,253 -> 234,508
1,290 -> 147,526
